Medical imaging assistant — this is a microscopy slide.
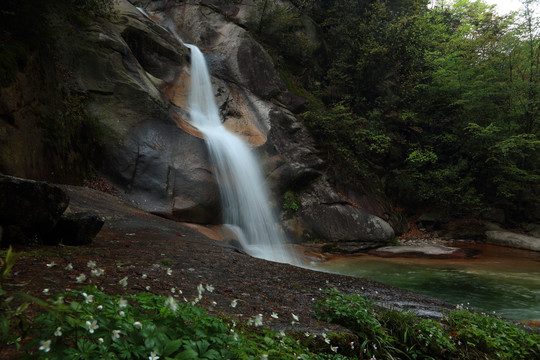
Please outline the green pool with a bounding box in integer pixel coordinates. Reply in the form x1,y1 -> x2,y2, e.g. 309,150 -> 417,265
312,244 -> 540,320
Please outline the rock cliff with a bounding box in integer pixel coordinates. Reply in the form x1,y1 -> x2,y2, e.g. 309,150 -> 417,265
0,0 -> 395,250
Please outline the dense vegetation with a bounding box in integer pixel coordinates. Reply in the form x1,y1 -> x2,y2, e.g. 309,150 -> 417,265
255,0 -> 540,222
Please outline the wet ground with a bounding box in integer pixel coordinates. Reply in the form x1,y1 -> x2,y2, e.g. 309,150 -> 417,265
3,185 -> 457,335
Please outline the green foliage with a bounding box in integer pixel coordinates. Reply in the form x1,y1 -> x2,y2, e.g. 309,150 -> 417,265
296,0 -> 539,219
0,247 -> 30,349
448,309 -> 540,360
379,309 -> 455,360
303,102 -> 390,184
313,289 -> 540,360
406,148 -> 438,167
313,289 -> 397,359
4,286 -> 348,360
0,246 -> 20,287
283,191 -> 300,212
248,0 -> 316,65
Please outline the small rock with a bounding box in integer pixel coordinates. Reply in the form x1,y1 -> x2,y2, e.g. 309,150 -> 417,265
45,212 -> 104,246
370,244 -> 466,259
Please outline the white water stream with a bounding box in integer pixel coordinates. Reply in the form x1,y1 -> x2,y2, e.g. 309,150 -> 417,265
186,44 -> 297,264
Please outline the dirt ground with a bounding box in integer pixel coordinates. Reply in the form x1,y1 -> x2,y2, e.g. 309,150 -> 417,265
2,185 -> 456,339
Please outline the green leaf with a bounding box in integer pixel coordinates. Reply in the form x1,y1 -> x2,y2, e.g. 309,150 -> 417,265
164,339 -> 184,356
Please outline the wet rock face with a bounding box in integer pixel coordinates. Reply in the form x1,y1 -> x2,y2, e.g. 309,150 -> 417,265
40,0 -> 396,246
68,1 -> 224,223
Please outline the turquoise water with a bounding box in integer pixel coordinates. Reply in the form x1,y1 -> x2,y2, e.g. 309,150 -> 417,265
313,245 -> 540,320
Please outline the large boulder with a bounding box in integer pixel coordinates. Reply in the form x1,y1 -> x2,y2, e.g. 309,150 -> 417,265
289,177 -> 395,251
0,174 -> 69,246
485,231 -> 540,252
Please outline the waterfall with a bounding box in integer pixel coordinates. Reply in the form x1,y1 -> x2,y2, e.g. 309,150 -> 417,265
186,44 -> 297,264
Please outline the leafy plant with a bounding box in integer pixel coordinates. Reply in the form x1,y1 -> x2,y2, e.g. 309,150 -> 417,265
313,289 -> 397,359
16,287 -> 348,360
283,191 -> 300,213
447,309 -> 540,360
0,246 -> 30,350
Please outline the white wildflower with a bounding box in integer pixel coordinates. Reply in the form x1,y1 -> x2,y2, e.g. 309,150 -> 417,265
271,312 -> 279,319
279,330 -> 286,337
112,329 -> 121,340
54,296 -> 64,305
197,283 -> 204,294
76,274 -> 87,283
192,294 -> 202,305
54,327 -> 62,336
46,261 -> 56,268
87,260 -> 97,269
86,320 -> 99,333
91,268 -> 104,277
118,298 -> 128,308
206,284 -> 214,292
292,313 -> 299,322
133,321 -> 142,329
141,273 -> 147,279
39,339 -> 51,352
330,346 -> 338,353
230,299 -> 238,308
149,352 -> 160,360
261,355 -> 268,360
119,311 -> 125,317
254,313 -> 263,327
65,263 -> 73,271
98,338 -> 104,343
42,288 -> 49,295
118,277 -> 128,287
171,288 -> 176,293
166,268 -> 172,276
145,286 -> 151,291
82,293 -> 94,304
165,296 -> 178,311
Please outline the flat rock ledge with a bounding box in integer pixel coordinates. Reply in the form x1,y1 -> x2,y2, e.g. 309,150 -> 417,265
369,244 -> 468,259
485,231 -> 540,252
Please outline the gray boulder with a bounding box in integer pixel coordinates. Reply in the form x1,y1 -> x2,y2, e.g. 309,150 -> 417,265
291,178 -> 395,250
485,231 -> 540,252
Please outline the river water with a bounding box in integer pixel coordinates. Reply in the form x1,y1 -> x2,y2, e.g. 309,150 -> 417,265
312,244 -> 540,320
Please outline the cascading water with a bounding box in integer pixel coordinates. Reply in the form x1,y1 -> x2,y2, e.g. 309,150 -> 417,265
186,44 -> 297,264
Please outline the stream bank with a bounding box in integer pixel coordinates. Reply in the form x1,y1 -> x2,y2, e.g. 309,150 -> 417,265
3,185 -> 456,329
